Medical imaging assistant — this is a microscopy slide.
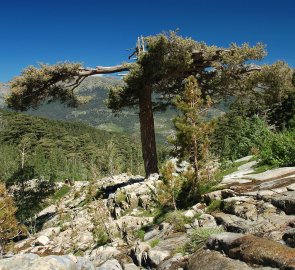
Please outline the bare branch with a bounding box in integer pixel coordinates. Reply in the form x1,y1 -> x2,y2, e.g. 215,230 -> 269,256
78,65 -> 129,76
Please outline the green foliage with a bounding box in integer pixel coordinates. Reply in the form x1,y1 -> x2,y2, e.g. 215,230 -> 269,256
184,227 -> 224,254
93,224 -> 110,246
0,109 -> 144,184
250,164 -> 274,174
257,131 -> 295,166
171,76 -> 215,187
52,185 -> 71,201
136,229 -> 145,241
150,238 -> 160,247
206,200 -> 222,213
7,62 -> 83,111
212,115 -> 271,161
157,161 -> 184,210
0,183 -> 22,254
163,210 -> 194,232
109,32 -> 266,113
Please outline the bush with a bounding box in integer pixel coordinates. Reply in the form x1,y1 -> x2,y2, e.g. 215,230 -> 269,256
184,227 -> 224,253
258,131 -> 295,166
212,115 -> 271,161
206,200 -> 222,213
164,210 -> 194,232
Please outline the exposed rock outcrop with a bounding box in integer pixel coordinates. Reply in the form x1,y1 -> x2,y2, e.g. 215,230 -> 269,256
1,159 -> 295,270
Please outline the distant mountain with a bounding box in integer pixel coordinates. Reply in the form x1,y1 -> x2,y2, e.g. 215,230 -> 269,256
0,76 -> 227,143
0,77 -> 175,143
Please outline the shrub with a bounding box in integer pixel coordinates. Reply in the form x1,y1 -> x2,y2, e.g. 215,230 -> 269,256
212,115 -> 271,161
0,183 -> 22,255
184,227 -> 224,253
136,229 -> 145,241
206,200 -> 222,213
258,131 -> 295,166
150,238 -> 160,247
164,210 -> 193,232
52,185 -> 71,201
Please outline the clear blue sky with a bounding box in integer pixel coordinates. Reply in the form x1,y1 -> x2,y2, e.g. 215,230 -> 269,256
0,0 -> 294,82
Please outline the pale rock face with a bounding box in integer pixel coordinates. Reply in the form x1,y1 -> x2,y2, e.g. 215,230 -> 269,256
147,249 -> 170,267
35,235 -> 50,246
96,259 -> 123,270
198,214 -> 217,228
184,209 -> 196,218
2,165 -> 295,270
37,205 -> 57,219
123,263 -> 139,270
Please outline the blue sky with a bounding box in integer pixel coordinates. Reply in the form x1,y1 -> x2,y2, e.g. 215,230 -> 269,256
0,0 -> 294,82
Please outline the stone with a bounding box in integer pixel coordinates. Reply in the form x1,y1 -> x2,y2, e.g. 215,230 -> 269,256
74,231 -> 93,251
40,227 -> 61,238
227,235 -> 295,269
184,210 -> 196,218
89,246 -> 121,267
198,214 -> 217,228
0,254 -> 94,270
244,167 -> 295,181
0,253 -> 40,270
130,242 -> 150,266
138,195 -> 150,209
123,263 -> 139,270
283,228 -> 295,248
96,259 -> 123,270
212,212 -> 252,233
202,190 -> 223,204
126,193 -> 139,209
37,205 -> 57,219
147,249 -> 170,267
207,232 -> 245,253
269,191 -> 295,214
35,235 -> 50,246
158,253 -> 187,270
286,183 -> 295,191
189,248 -> 255,270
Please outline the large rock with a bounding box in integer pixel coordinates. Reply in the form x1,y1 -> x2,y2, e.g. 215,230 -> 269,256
189,249 -> 257,270
0,254 -> 94,270
0,253 -> 40,270
210,234 -> 295,270
157,253 -> 188,270
283,228 -> 295,248
244,167 -> 295,181
269,191 -> 295,214
35,235 -> 50,246
96,259 -> 122,270
37,205 -> 57,219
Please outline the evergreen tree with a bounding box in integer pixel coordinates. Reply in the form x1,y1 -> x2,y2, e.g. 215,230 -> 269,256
171,76 -> 214,192
6,32 -> 270,176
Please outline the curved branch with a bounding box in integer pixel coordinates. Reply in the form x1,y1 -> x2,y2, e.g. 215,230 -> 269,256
78,65 -> 129,76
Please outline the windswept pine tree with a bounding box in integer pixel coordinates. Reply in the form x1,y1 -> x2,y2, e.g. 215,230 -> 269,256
6,32 -> 294,176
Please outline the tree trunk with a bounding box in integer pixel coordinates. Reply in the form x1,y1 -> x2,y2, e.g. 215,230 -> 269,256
139,84 -> 159,177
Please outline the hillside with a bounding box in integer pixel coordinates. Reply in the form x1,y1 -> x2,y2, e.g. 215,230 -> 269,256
0,109 -> 146,186
0,77 -> 227,143
0,77 -> 176,143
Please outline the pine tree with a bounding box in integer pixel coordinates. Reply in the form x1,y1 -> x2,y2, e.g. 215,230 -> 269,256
157,161 -> 183,210
172,76 -> 215,192
7,32 -> 270,177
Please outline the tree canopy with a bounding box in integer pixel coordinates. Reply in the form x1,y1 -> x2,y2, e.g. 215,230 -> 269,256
6,31 -> 295,176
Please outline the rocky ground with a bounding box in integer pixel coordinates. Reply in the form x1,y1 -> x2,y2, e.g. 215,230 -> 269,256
0,156 -> 295,270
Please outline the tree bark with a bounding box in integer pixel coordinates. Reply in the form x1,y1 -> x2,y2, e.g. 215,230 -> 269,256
139,84 -> 159,177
